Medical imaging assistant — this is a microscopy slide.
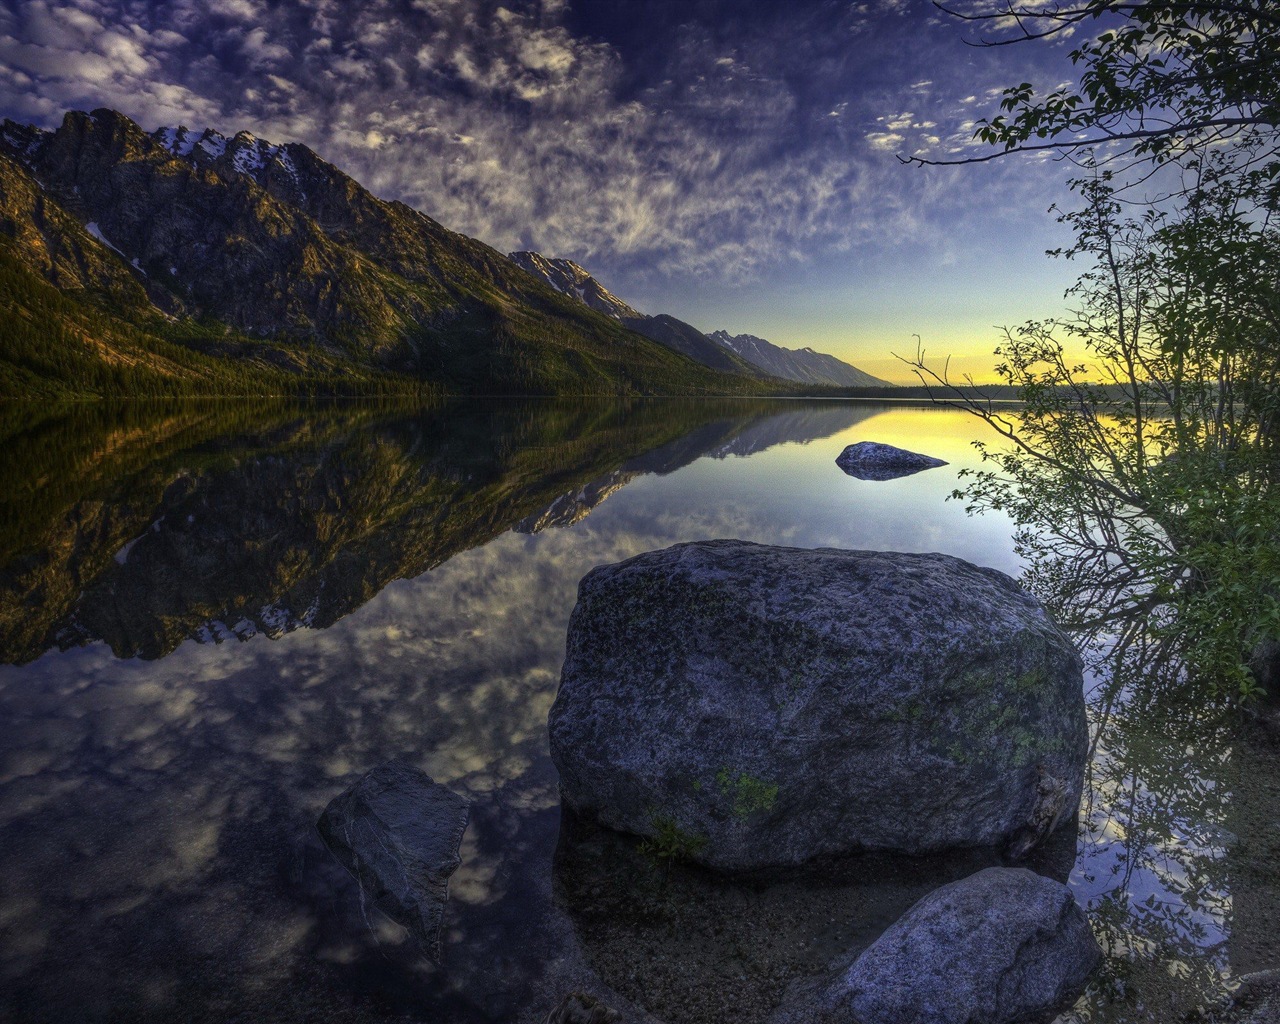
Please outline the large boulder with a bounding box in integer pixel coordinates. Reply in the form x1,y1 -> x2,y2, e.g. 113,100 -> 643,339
548,540 -> 1086,871
317,760 -> 469,960
775,867 -> 1101,1024
835,441 -> 947,480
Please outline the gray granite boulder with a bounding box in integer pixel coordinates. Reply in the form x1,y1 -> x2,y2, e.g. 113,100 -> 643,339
836,441 -> 948,480
318,760 -> 469,960
548,540 -> 1085,871
775,867 -> 1100,1024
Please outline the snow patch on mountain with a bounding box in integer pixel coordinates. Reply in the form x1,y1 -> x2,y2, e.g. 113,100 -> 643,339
2,121 -> 47,155
154,125 -> 303,195
508,250 -> 643,320
85,221 -> 125,256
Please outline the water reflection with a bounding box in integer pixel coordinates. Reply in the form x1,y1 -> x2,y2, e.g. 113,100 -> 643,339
0,399 -> 1276,1023
1069,650 -> 1280,1022
0,400 -> 885,664
0,398 -> 903,1023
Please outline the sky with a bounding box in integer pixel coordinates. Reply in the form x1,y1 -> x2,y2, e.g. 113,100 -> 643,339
0,0 -> 1092,382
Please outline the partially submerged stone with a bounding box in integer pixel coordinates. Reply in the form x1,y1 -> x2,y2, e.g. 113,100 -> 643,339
774,867 -> 1101,1024
554,810 -> 1075,1024
318,760 -> 469,960
549,540 -> 1086,870
835,440 -> 948,480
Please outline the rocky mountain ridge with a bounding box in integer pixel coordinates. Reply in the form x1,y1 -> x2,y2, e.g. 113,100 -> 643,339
508,251 -> 642,321
508,249 -> 765,377
0,108 -> 771,397
707,329 -> 890,388
509,247 -> 889,388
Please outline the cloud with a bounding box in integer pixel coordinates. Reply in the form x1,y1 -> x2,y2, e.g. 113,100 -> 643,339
0,0 -> 1069,287
866,131 -> 905,151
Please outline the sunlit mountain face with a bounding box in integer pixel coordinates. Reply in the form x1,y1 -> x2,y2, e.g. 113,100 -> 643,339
0,0 -> 1081,382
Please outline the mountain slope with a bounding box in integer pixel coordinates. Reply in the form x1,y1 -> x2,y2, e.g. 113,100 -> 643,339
0,151 -> 423,400
508,251 -> 642,320
0,109 -> 772,398
508,250 -> 764,377
707,329 -> 890,388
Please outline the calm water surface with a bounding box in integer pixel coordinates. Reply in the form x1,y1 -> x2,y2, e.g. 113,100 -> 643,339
0,399 -> 1277,1023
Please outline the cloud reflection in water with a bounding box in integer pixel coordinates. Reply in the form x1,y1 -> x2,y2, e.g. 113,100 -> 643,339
0,400 -> 1274,1024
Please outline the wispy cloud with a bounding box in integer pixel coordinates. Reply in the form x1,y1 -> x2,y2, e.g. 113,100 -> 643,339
0,0 -> 1069,287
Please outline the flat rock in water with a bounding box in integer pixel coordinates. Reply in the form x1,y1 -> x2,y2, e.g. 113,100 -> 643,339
548,540 -> 1086,871
317,760 -> 469,960
774,867 -> 1101,1024
836,440 -> 948,480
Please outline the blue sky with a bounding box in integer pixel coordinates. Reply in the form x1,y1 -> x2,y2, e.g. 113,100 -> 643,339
0,0 -> 1088,381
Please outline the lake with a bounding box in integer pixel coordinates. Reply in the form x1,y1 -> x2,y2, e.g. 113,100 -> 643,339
1,399 -> 1276,1023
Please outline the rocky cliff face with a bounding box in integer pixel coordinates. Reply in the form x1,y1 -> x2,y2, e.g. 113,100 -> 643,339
0,143 -> 149,308
707,329 -> 890,388
0,108 -> 763,396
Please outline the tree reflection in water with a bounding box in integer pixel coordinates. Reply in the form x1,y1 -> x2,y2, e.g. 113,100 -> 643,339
1064,635 -> 1280,1022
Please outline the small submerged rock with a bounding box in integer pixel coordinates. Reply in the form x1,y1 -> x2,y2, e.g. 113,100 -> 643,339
317,760 -> 469,961
835,440 -> 948,480
549,540 -> 1086,871
774,867 -> 1101,1024
1219,970 -> 1280,1024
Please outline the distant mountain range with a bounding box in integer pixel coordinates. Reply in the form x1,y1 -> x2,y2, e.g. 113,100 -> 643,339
509,250 -> 888,388
706,330 -> 889,388
509,251 -> 758,376
0,107 -> 888,398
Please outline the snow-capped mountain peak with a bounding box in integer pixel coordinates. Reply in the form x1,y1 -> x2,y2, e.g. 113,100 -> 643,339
152,124 -> 301,195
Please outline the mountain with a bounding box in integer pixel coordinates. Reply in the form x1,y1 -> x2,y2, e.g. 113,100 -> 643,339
706,329 -> 890,388
508,251 -> 642,320
0,108 -> 772,399
508,250 -> 763,377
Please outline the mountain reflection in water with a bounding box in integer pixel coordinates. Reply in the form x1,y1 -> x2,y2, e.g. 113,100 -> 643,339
0,399 -> 1277,1024
0,400 -> 877,664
